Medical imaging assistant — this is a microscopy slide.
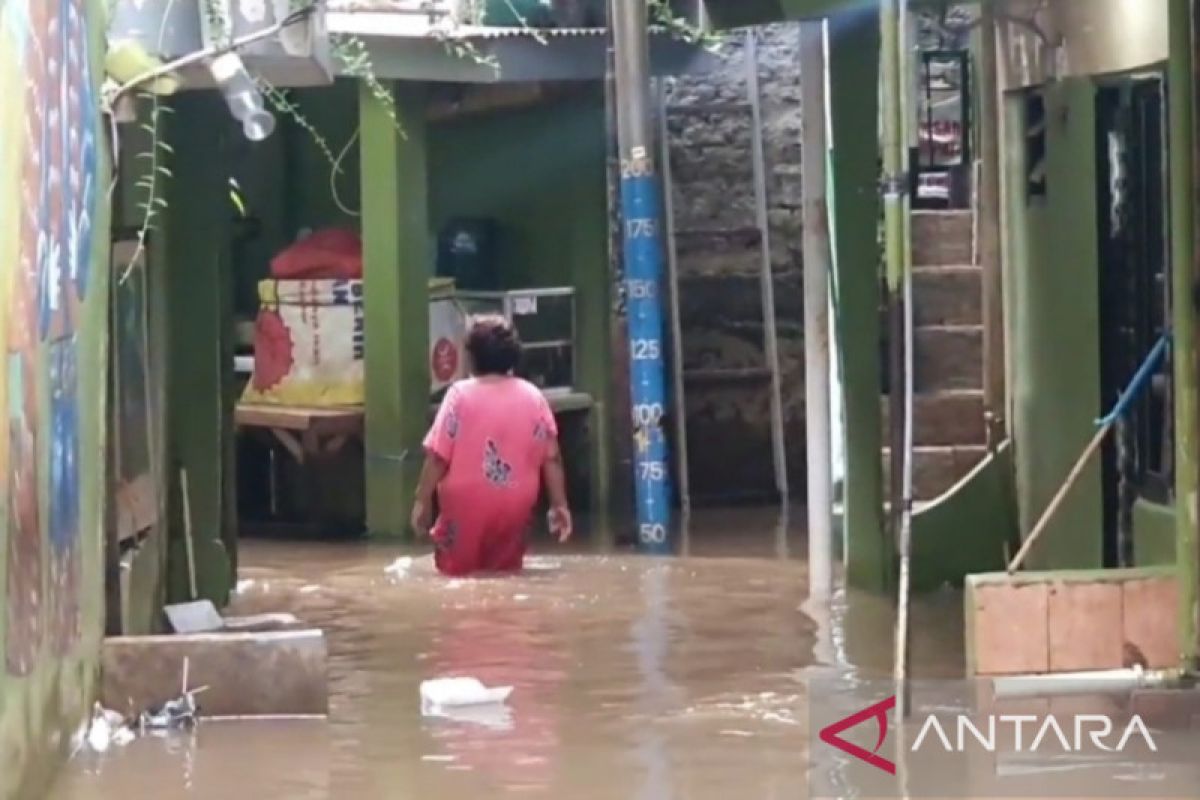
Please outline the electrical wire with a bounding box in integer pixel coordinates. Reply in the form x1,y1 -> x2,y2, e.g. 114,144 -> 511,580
330,126 -> 361,218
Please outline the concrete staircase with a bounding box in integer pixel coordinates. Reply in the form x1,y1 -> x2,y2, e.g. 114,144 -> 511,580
883,209 -> 987,501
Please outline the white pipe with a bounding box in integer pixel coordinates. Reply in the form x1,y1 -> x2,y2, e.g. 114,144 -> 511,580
992,668 -> 1186,699
656,79 -> 691,515
748,30 -> 791,502
800,20 -> 833,599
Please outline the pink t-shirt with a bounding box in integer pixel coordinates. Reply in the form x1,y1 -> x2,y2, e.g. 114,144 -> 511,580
423,377 -> 558,574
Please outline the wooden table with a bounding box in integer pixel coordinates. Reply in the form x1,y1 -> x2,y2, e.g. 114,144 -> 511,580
235,404 -> 365,465
236,392 -> 596,535
236,390 -> 594,462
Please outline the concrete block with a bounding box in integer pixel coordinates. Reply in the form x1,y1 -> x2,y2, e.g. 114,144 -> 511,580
882,390 -> 986,447
1047,582 -> 1124,672
913,265 -> 983,327
883,444 -> 987,500
1122,578 -> 1179,669
913,210 -> 973,266
914,325 -> 983,392
970,582 -> 1050,676
102,629 -> 328,718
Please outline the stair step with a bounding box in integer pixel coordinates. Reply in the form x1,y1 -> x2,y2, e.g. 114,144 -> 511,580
913,325 -> 983,392
684,367 -> 772,386
913,210 -> 974,267
881,390 -> 986,446
882,444 -> 989,500
913,265 -> 982,327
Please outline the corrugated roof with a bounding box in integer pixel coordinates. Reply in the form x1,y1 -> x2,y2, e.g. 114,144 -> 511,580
328,10 -> 663,41
327,0 -> 455,12
327,10 -> 618,40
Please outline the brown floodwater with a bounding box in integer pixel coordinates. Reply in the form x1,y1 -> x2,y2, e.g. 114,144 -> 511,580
45,511 -> 976,800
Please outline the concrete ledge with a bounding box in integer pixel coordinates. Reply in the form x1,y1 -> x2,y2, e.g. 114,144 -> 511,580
102,629 -> 328,718
965,568 -> 1179,676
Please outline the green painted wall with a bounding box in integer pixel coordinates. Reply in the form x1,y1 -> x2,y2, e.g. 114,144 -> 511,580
1005,79 -> 1105,571
359,83 -> 431,536
0,0 -> 111,796
426,92 -> 612,409
1134,499 -> 1176,567
828,10 -> 888,591
911,443 -> 1019,592
233,84 -> 613,521
162,95 -> 237,604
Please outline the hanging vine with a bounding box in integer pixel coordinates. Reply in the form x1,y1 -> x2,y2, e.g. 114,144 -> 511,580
112,0 -> 718,265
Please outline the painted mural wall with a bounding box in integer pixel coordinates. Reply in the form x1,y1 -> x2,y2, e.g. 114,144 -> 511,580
0,0 -> 109,795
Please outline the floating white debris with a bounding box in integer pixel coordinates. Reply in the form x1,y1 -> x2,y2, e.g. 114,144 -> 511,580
299,584 -> 321,594
384,556 -> 415,577
235,579 -> 255,594
421,677 -> 512,711
76,704 -> 136,755
421,678 -> 514,730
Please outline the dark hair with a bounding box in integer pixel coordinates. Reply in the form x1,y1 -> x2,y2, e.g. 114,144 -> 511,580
465,314 -> 521,376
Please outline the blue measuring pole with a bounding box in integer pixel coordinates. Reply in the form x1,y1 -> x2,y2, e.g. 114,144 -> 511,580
620,148 -> 673,554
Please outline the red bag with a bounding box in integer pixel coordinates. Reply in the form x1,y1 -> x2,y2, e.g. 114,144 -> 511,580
270,228 -> 363,280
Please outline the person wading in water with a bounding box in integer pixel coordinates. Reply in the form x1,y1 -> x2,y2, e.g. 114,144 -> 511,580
411,315 -> 573,575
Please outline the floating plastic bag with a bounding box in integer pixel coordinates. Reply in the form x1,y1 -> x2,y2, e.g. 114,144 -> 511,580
420,677 -> 513,713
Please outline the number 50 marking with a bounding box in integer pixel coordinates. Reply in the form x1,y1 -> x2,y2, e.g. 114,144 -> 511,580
640,523 -> 667,544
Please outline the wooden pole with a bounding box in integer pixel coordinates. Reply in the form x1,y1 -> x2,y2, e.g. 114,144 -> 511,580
1007,425 -> 1111,574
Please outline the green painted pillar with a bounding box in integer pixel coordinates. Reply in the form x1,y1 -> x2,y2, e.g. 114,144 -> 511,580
828,9 -> 888,592
1168,0 -> 1198,669
568,137 -> 613,518
162,94 -> 236,605
359,82 -> 431,538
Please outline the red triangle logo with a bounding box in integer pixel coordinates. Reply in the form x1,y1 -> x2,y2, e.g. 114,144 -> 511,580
818,695 -> 897,775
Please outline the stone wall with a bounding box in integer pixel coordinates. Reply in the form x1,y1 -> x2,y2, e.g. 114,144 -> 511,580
662,23 -> 807,501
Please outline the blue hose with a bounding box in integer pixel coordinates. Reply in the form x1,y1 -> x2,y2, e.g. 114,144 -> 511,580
1094,333 -> 1171,428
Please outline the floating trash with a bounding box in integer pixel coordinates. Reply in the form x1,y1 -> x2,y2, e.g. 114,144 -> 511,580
73,704 -> 136,755
420,677 -> 513,712
384,556 -> 414,578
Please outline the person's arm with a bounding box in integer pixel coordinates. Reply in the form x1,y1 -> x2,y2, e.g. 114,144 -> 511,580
412,385 -> 458,536
542,437 -> 572,542
410,451 -> 448,537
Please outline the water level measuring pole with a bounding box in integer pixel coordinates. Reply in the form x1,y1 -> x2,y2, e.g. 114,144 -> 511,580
611,0 -> 672,553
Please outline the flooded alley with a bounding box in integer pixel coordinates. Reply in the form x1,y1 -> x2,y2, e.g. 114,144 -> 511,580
48,515 -> 964,800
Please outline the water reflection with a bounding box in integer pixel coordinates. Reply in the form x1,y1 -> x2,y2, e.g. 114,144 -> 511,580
49,511 -> 960,800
